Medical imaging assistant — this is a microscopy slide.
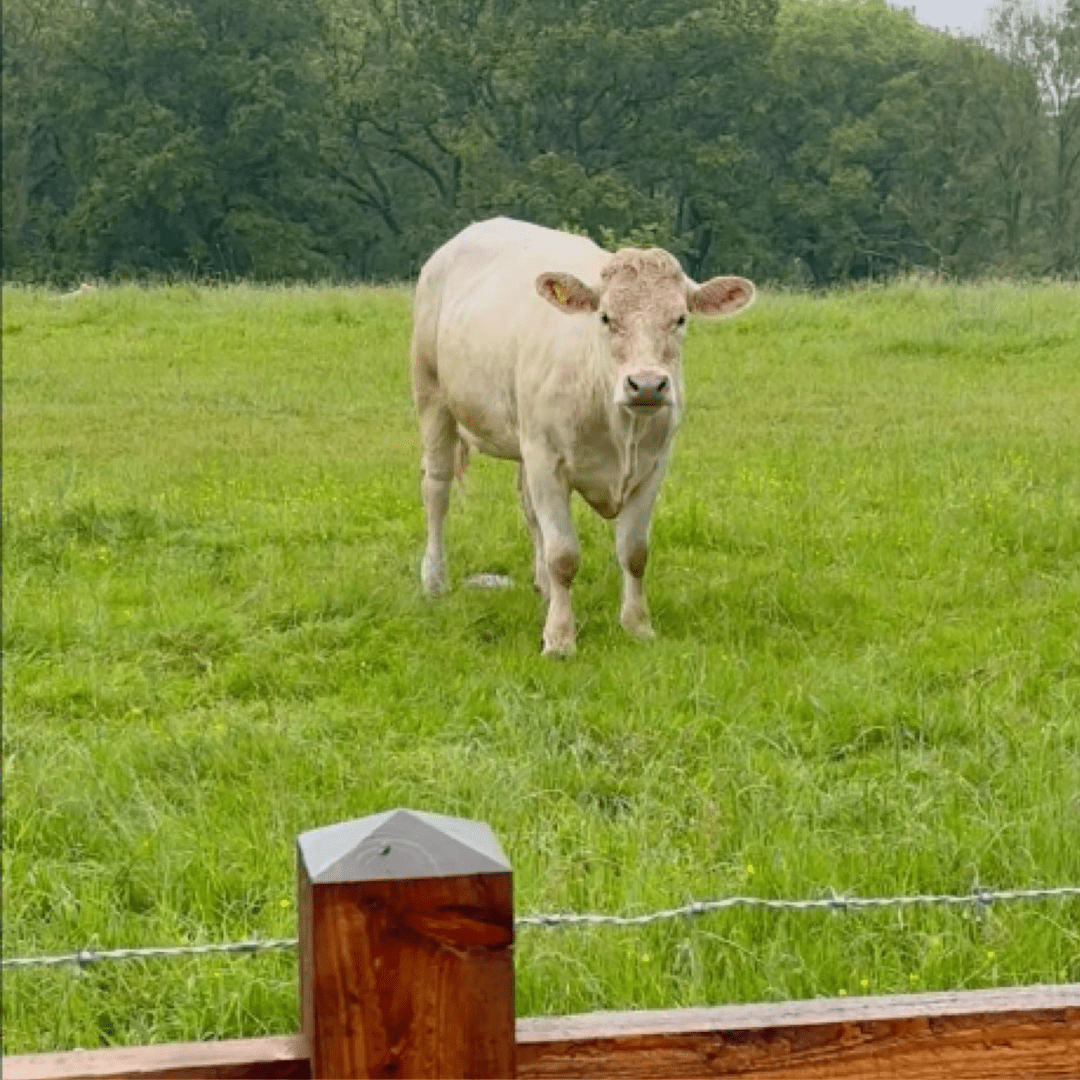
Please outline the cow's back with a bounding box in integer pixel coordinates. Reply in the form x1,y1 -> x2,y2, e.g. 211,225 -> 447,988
412,218 -> 607,458
421,217 -> 604,303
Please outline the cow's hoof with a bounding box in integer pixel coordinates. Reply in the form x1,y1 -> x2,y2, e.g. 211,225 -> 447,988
542,638 -> 576,658
621,611 -> 655,641
421,565 -> 447,597
542,623 -> 576,657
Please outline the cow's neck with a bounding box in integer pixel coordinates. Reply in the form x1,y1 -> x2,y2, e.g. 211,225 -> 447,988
610,401 -> 677,508
615,409 -> 648,507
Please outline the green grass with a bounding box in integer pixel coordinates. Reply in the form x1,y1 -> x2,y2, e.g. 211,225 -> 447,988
3,278 -> 1079,1055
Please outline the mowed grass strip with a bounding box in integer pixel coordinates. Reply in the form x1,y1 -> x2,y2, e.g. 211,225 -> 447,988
3,280 -> 1079,1054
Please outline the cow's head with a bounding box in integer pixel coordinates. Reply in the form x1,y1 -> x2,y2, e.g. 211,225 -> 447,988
536,249 -> 754,411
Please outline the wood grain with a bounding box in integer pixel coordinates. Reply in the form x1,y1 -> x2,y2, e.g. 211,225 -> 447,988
516,985 -> 1080,1079
6,983 -> 1077,1079
300,868 -> 515,1079
0,1034 -> 310,1079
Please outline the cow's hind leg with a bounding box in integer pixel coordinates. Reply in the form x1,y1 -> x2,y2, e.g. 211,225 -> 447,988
521,454 -> 578,656
415,379 -> 459,596
518,463 -> 549,597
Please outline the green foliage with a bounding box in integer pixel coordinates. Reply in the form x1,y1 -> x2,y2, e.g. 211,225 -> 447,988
3,281 -> 1080,1051
986,0 -> 1080,273
3,0 -> 331,280
315,0 -> 779,276
2,0 -> 1079,282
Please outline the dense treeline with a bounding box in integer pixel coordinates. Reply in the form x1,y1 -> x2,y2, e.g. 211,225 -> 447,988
3,0 -> 1079,284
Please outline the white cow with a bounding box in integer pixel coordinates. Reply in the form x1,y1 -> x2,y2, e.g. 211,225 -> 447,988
411,217 -> 754,655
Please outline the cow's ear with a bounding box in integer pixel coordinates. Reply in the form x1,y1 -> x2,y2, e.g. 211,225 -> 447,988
688,276 -> 755,318
536,272 -> 599,314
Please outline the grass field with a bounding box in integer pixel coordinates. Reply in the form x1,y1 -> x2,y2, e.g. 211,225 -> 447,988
3,278 -> 1079,1055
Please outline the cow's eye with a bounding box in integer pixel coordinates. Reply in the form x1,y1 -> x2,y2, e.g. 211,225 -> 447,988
600,312 -> 611,326
674,314 -> 687,329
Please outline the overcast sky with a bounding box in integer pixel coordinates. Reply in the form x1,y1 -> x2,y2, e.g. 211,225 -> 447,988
908,0 -> 1067,37
909,0 -> 999,36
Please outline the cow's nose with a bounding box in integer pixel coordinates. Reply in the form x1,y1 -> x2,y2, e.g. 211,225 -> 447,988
624,372 -> 669,407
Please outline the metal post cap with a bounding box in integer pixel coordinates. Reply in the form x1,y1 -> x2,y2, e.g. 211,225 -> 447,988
297,809 -> 511,884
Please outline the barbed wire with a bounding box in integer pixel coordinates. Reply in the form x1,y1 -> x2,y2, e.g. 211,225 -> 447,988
514,885 -> 1080,926
1,938 -> 299,970
5,885 -> 1079,971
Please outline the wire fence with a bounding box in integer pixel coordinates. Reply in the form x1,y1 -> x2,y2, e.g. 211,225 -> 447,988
5,884 -> 1079,970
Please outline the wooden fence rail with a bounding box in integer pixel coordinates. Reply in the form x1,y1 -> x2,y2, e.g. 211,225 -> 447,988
5,810 -> 1079,1080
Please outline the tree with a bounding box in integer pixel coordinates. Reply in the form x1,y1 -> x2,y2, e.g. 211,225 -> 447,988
2,0 -> 84,278
986,0 -> 1080,273
318,0 -> 779,279
880,31 -> 1048,275
4,0 -> 1072,283
4,0 -> 335,280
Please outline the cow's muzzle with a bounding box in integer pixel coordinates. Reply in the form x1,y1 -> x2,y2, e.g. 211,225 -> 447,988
619,370 -> 671,410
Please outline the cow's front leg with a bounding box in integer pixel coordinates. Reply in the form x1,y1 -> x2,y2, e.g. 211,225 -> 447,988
616,461 -> 668,640
522,456 -> 578,656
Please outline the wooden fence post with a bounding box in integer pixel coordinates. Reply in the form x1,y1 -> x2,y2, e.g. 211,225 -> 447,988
297,809 -> 515,1079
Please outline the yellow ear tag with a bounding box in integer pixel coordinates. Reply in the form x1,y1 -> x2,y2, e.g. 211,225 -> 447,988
553,282 -> 566,304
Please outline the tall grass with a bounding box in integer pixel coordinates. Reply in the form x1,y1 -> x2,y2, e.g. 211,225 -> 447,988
3,279 -> 1079,1054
